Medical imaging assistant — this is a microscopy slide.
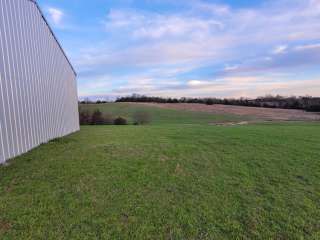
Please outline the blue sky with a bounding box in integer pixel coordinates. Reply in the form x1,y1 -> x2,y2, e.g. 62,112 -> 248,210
38,0 -> 320,99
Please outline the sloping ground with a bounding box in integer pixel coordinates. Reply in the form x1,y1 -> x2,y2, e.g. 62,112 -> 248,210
1,103 -> 320,239
137,103 -> 320,121
0,123 -> 319,239
79,102 -> 244,125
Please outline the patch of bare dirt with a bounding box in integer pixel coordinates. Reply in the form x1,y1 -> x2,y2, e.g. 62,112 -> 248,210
0,220 -> 11,233
174,163 -> 186,176
160,155 -> 169,162
135,103 -> 320,121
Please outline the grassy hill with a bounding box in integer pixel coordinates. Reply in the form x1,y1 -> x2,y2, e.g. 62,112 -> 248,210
0,103 -> 319,239
79,102 -> 245,125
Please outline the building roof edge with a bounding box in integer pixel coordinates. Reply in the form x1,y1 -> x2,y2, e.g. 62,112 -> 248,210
27,0 -> 77,76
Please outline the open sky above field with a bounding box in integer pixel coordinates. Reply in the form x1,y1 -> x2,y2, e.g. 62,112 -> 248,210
37,0 -> 320,99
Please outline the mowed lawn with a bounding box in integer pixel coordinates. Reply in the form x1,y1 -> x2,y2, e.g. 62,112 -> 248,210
0,104 -> 319,239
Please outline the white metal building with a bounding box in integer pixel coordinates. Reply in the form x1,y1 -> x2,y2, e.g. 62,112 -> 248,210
0,0 -> 79,163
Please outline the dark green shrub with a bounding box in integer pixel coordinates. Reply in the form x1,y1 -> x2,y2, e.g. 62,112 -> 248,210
114,117 -> 128,125
306,105 -> 320,112
80,108 -> 118,125
205,99 -> 214,105
91,110 -> 105,125
79,110 -> 91,125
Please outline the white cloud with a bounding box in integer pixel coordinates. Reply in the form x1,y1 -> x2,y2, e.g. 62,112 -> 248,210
76,0 -> 320,98
187,80 -> 210,86
224,65 -> 239,71
105,10 -> 224,40
88,0 -> 320,69
272,45 -> 288,55
87,75 -> 320,99
294,43 -> 320,51
48,7 -> 64,25
195,2 -> 230,15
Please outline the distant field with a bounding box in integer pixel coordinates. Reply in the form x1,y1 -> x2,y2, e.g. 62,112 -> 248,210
0,103 -> 319,239
137,102 -> 320,121
79,102 -> 246,124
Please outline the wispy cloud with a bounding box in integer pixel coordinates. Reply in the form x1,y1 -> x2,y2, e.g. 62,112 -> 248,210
105,9 -> 224,40
294,43 -> 320,51
272,45 -> 288,55
69,0 -> 320,98
85,75 -> 320,99
48,7 -> 64,26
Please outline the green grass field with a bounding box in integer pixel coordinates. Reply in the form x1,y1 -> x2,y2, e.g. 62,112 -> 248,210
79,102 -> 245,124
0,103 -> 319,239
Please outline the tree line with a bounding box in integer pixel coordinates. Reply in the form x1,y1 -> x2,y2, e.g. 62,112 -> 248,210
113,94 -> 320,112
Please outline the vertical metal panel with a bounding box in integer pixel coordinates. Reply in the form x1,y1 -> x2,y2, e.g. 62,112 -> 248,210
11,0 -> 26,153
0,0 -> 79,163
0,7 -> 9,162
20,0 -> 36,151
9,0 -> 25,155
0,0 -> 17,159
16,0 -> 31,152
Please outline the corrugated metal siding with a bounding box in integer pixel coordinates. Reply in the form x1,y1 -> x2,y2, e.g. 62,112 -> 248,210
0,0 -> 79,163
